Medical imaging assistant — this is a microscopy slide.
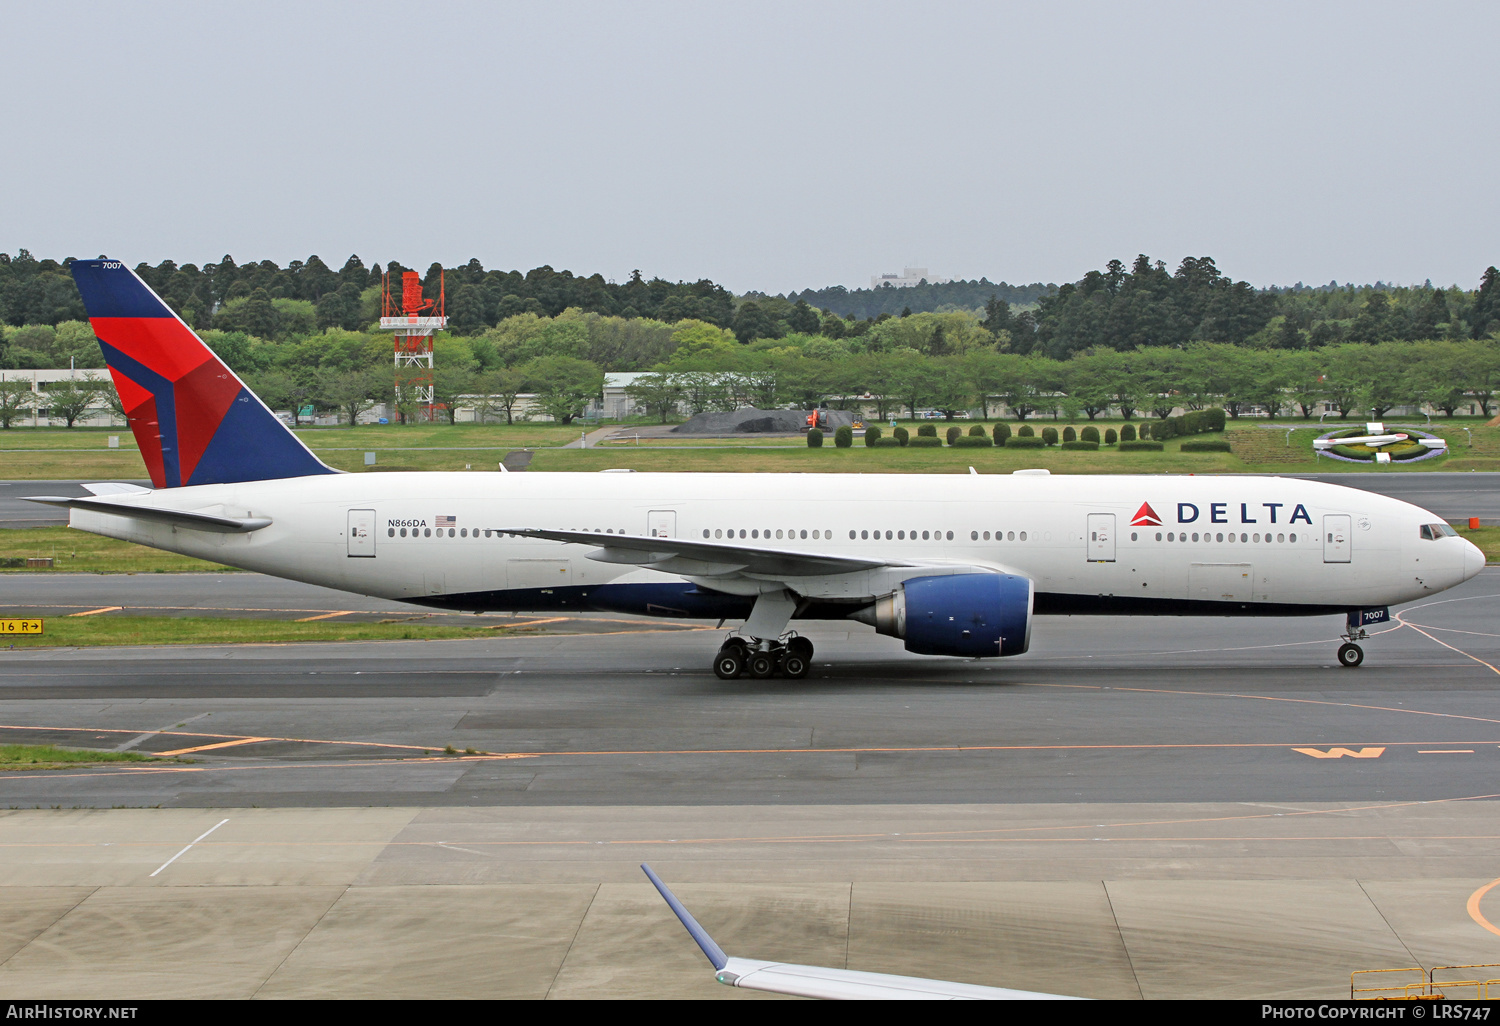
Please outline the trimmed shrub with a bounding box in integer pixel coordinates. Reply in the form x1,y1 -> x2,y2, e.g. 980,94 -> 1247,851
1041,427 -> 1059,446
1080,426 -> 1100,443
1180,440 -> 1232,453
806,428 -> 823,448
872,436 -> 903,447
992,423 -> 1011,444
1004,436 -> 1045,448
917,424 -> 937,437
1017,424 -> 1035,437
834,425 -> 853,448
1392,444 -> 1431,461
1061,440 -> 1099,451
907,435 -> 943,447
1119,440 -> 1164,452
892,426 -> 909,446
1104,428 -> 1117,445
968,424 -> 986,437
1204,407 -> 1227,431
864,425 -> 882,447
946,426 -> 962,445
1329,444 -> 1377,461
1062,426 -> 1076,442
1120,423 -> 1136,442
952,435 -> 993,448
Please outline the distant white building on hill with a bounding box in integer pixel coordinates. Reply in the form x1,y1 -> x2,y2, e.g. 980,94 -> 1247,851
870,267 -> 952,290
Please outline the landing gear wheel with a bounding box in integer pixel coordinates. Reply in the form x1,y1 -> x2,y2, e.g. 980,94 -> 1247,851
747,652 -> 778,679
713,648 -> 746,679
786,637 -> 814,662
1337,642 -> 1364,668
781,653 -> 810,679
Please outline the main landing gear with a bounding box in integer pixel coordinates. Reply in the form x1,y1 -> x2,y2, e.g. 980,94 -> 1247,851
713,634 -> 814,680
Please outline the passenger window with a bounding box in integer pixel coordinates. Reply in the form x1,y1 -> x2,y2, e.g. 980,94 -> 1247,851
946,531 -> 953,540
801,530 -> 808,539
971,531 -> 978,541
424,528 -> 431,537
1155,532 -> 1162,541
1019,531 -> 1027,541
388,528 -> 395,537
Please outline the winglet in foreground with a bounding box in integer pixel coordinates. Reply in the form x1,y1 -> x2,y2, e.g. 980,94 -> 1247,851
640,864 -> 1081,1000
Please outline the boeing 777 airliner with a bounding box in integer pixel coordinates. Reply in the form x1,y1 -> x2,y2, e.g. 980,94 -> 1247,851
30,259 -> 1485,677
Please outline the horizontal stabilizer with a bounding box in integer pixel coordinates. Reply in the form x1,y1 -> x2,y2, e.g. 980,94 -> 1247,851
24,496 -> 271,534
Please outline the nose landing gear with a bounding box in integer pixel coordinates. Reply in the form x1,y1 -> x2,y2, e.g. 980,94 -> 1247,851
1337,618 -> 1369,668
712,634 -> 814,680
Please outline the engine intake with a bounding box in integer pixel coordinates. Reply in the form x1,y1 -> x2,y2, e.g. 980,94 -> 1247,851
851,573 -> 1033,658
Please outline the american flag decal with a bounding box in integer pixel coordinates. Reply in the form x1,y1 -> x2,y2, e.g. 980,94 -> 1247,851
436,515 -> 456,528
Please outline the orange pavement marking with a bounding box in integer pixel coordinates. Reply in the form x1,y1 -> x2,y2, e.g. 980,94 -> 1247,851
489,617 -> 570,629
156,737 -> 272,756
67,607 -> 121,617
294,611 -> 355,622
1469,878 -> 1500,938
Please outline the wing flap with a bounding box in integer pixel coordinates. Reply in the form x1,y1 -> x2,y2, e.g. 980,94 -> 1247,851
501,528 -> 903,577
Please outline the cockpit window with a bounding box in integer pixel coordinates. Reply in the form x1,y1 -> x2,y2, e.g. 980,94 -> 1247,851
1420,523 -> 1458,540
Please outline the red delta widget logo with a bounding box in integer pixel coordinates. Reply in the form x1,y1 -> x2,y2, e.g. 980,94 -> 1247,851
1135,500 -> 1313,527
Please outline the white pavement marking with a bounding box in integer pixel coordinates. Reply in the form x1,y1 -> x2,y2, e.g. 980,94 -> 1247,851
114,711 -> 211,752
149,818 -> 228,877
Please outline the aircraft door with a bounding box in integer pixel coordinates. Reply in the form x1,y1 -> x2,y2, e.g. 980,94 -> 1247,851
1323,514 -> 1351,563
648,510 -> 677,538
347,509 -> 376,558
1086,513 -> 1115,562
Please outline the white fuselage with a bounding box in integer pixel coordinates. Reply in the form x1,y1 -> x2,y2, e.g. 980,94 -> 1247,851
68,471 -> 1484,623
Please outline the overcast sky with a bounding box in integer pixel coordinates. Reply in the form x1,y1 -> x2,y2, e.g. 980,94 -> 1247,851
4,1 -> 1496,293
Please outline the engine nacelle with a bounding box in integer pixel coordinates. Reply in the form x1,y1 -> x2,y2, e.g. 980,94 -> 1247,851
850,573 -> 1033,657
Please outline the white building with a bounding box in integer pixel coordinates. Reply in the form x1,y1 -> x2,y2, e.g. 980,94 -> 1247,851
0,368 -> 123,427
870,267 -> 952,290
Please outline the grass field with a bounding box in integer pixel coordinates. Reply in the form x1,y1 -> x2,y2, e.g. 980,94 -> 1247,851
0,614 -> 551,648
0,527 -> 230,573
5,421 -> 1498,477
0,744 -> 165,770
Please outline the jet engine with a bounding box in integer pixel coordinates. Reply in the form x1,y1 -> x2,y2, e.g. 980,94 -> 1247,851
849,573 -> 1033,657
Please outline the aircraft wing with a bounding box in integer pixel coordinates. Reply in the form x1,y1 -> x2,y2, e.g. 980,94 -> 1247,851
25,495 -> 272,534
500,528 -> 909,577
640,864 -> 1081,1001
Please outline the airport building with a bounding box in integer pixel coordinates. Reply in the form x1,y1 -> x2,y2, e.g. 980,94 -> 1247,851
870,266 -> 953,289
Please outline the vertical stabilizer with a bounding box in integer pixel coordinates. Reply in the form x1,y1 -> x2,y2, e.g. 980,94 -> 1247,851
69,258 -> 336,488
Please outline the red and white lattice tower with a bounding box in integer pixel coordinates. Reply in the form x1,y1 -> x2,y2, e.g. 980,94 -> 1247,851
380,269 -> 446,422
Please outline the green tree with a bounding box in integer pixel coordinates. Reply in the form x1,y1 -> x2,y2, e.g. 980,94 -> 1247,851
526,356 -> 603,424
44,374 -> 108,427
626,372 -> 685,423
0,377 -> 36,428
318,368 -> 385,426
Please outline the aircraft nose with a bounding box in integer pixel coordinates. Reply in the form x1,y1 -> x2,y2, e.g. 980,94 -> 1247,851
1463,539 -> 1486,581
